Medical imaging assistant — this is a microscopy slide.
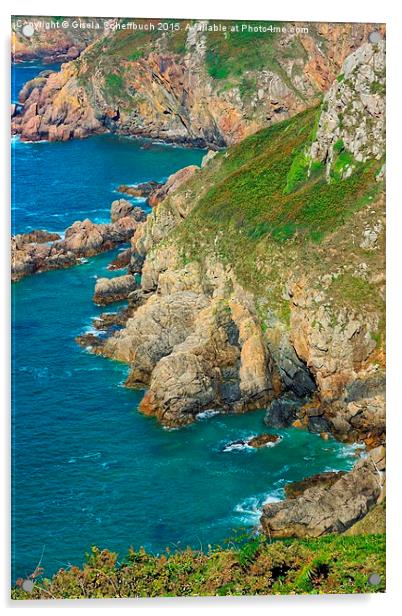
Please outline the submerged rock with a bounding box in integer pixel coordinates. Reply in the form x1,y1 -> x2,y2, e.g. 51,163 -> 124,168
247,433 -> 281,448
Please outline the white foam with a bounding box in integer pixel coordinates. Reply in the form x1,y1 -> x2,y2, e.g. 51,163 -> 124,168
196,409 -> 220,420
233,488 -> 283,525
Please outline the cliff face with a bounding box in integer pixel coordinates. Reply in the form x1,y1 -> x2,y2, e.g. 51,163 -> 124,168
12,20 -> 384,145
81,41 -> 385,444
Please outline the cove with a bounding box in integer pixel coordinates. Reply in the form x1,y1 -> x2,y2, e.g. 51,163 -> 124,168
12,64 -> 357,582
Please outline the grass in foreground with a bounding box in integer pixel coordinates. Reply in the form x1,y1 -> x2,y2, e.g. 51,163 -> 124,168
12,533 -> 385,599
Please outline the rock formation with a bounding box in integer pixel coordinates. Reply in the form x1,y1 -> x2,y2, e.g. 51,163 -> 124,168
261,446 -> 385,537
76,40 -> 386,536
12,204 -> 146,281
93,274 -> 138,306
11,21 -> 384,146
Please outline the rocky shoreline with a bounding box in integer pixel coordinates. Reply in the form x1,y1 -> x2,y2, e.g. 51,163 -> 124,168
11,21 -> 384,146
11,39 -> 386,541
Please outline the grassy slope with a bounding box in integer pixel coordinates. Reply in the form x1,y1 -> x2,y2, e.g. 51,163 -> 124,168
12,533 -> 385,598
163,105 -> 384,338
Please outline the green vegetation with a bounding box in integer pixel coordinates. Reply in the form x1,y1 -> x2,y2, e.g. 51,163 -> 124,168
174,105 -> 381,259
204,22 -> 304,99
329,273 -> 383,312
104,73 -> 124,96
12,533 -> 385,598
370,81 -> 386,95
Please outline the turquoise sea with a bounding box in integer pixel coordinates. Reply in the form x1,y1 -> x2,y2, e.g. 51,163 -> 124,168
11,63 -> 357,582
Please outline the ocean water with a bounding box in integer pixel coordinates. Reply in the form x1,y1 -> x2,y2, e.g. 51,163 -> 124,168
11,64 -> 357,582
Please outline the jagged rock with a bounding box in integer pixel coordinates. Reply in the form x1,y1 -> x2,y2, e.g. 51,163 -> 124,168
117,181 -> 162,199
13,229 -> 61,245
310,41 -> 385,179
128,252 -> 145,275
11,213 -> 146,282
108,248 -> 132,270
264,394 -> 302,428
247,433 -> 281,448
93,274 -> 138,306
11,236 -> 77,281
148,166 -> 199,207
60,216 -> 143,256
261,447 -> 385,537
102,291 -> 209,384
138,295 -> 272,426
110,199 -> 134,223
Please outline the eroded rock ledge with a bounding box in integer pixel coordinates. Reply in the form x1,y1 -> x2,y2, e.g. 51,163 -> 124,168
11,204 -> 145,281
261,446 -> 385,537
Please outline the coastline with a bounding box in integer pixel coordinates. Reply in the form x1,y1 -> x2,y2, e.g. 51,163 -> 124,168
10,23 -> 386,596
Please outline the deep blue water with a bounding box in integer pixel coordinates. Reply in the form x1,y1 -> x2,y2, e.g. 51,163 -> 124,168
11,64 -> 357,583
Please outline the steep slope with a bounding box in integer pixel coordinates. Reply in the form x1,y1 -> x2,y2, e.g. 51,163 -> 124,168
11,20 -> 383,145
84,41 -> 385,444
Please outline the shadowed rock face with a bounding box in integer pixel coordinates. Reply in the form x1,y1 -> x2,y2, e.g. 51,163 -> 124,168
261,446 -> 385,537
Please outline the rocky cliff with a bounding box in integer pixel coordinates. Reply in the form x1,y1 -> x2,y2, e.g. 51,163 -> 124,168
11,20 -> 384,145
76,40 -> 385,536
11,16 -> 101,63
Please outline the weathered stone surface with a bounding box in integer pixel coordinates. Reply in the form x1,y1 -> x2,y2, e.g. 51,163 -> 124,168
103,291 -> 209,384
11,211 -> 146,281
138,294 -> 272,427
108,248 -> 132,270
261,447 -> 385,537
148,165 -> 199,207
93,274 -> 138,306
310,41 -> 385,179
117,181 -> 162,199
110,199 -> 134,223
264,394 -> 302,428
284,471 -> 346,499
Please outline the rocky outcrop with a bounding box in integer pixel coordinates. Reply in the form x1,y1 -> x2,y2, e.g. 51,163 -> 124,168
284,471 -> 346,499
117,181 -> 162,200
11,63 -> 105,141
310,40 -> 385,179
147,166 -> 199,207
93,274 -> 138,306
11,22 -> 383,146
12,205 -> 146,281
247,433 -> 281,448
110,200 -> 134,223
261,446 -> 385,537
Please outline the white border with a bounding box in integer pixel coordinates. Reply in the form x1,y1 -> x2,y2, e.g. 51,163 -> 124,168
1,0 -> 401,613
